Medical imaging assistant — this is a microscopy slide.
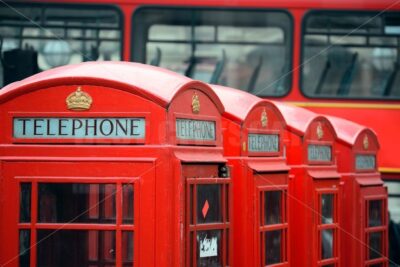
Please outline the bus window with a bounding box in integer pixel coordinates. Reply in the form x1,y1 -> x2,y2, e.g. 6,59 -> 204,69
132,8 -> 292,97
302,11 -> 400,99
0,4 -> 122,87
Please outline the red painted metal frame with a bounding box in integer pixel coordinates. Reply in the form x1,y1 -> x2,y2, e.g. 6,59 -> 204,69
210,85 -> 289,267
326,116 -> 388,267
363,193 -> 388,267
0,62 -> 228,267
185,177 -> 231,267
315,188 -> 339,266
275,103 -> 341,267
257,184 -> 289,267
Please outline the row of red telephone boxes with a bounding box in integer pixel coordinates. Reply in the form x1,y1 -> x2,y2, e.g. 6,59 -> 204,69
0,62 -> 387,267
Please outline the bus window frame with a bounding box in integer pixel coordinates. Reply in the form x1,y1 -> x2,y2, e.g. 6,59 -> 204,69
300,9 -> 400,101
0,2 -> 124,63
131,5 -> 294,98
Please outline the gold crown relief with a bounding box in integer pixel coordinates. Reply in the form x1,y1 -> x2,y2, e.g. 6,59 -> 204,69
316,122 -> 324,140
363,135 -> 369,150
66,87 -> 92,111
192,92 -> 200,114
261,108 -> 268,128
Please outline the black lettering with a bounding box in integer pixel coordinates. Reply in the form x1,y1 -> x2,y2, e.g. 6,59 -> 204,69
46,119 -> 56,136
33,119 -> 44,136
130,119 -> 139,136
85,119 -> 97,136
115,119 -> 128,136
58,119 -> 68,136
17,118 -> 30,135
72,119 -> 83,136
100,119 -> 114,136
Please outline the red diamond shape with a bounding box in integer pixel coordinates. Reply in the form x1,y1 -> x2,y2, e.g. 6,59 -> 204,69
202,200 -> 210,219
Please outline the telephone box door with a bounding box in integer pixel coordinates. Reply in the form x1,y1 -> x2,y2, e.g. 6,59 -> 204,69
2,160 -> 155,267
255,172 -> 288,267
361,186 -> 388,267
183,164 -> 231,267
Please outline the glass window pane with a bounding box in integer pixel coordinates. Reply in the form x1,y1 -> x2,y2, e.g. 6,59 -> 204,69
369,231 -> 383,259
37,230 -> 115,267
264,191 -> 282,225
0,5 -> 121,87
38,183 -> 116,223
122,184 -> 134,224
133,9 -> 292,96
302,11 -> 400,99
265,230 -> 282,265
122,231 -> 134,265
19,230 -> 30,267
369,200 -> 383,227
196,230 -> 222,267
321,229 -> 334,259
197,184 -> 222,224
20,183 -> 31,223
321,194 -> 334,224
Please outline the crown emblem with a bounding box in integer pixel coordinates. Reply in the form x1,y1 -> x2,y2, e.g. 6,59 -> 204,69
363,135 -> 369,150
66,87 -> 92,111
317,122 -> 324,140
261,108 -> 268,128
192,92 -> 200,114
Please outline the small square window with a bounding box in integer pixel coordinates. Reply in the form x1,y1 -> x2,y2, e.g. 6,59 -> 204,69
321,194 -> 334,224
369,200 -> 383,227
196,184 -> 222,224
321,229 -> 334,259
264,191 -> 282,225
265,230 -> 282,265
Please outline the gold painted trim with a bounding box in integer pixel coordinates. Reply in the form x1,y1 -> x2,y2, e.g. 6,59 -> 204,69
192,93 -> 200,114
288,101 -> 400,110
379,167 -> 400,173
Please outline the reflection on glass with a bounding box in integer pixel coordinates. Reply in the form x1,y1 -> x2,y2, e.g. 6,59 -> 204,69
302,12 -> 400,99
133,9 -> 292,96
321,229 -> 334,259
19,230 -> 30,267
369,200 -> 383,227
122,231 -> 134,266
197,185 -> 221,224
0,6 -> 121,87
264,191 -> 282,225
20,183 -> 31,223
38,183 -> 116,223
37,230 -> 115,267
265,230 -> 282,265
122,184 -> 134,224
369,232 -> 382,259
197,230 -> 222,267
321,194 -> 334,224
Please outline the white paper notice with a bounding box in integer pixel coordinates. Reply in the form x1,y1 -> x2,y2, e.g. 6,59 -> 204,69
199,236 -> 218,258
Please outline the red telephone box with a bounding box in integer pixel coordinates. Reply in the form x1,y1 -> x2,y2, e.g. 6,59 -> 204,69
273,102 -> 341,267
211,85 -> 290,267
0,62 -> 231,267
326,116 -> 388,267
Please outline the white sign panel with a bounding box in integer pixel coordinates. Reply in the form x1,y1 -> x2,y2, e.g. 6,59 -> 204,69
308,144 -> 332,162
248,134 -> 279,152
176,119 -> 215,141
356,155 -> 376,170
13,117 -> 145,139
